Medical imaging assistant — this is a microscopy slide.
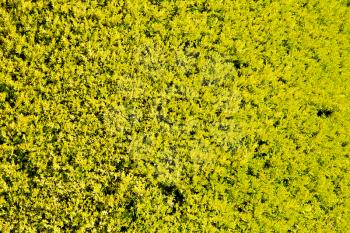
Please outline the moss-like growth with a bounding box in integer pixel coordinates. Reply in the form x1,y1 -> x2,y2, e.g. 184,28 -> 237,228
0,0 -> 349,232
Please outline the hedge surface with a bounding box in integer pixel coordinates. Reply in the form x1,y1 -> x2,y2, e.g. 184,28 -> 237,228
0,0 -> 349,232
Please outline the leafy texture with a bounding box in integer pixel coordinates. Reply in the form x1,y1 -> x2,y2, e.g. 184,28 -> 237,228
0,0 -> 349,232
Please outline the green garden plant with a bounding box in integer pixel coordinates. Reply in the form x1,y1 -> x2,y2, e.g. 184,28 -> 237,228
0,0 -> 349,232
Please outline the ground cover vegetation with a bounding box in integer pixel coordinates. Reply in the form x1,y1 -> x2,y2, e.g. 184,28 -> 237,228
0,0 -> 349,232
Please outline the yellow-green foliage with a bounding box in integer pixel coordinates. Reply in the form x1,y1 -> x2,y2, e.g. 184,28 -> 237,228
0,0 -> 349,232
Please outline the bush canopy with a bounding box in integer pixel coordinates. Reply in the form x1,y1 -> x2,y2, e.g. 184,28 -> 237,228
0,0 -> 349,232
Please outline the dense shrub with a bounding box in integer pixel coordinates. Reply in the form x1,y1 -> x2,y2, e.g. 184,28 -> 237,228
0,0 -> 349,232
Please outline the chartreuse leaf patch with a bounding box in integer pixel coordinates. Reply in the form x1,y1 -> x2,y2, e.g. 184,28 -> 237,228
0,0 -> 349,232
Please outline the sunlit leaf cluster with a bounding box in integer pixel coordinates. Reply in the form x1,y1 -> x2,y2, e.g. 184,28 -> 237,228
0,0 -> 349,232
